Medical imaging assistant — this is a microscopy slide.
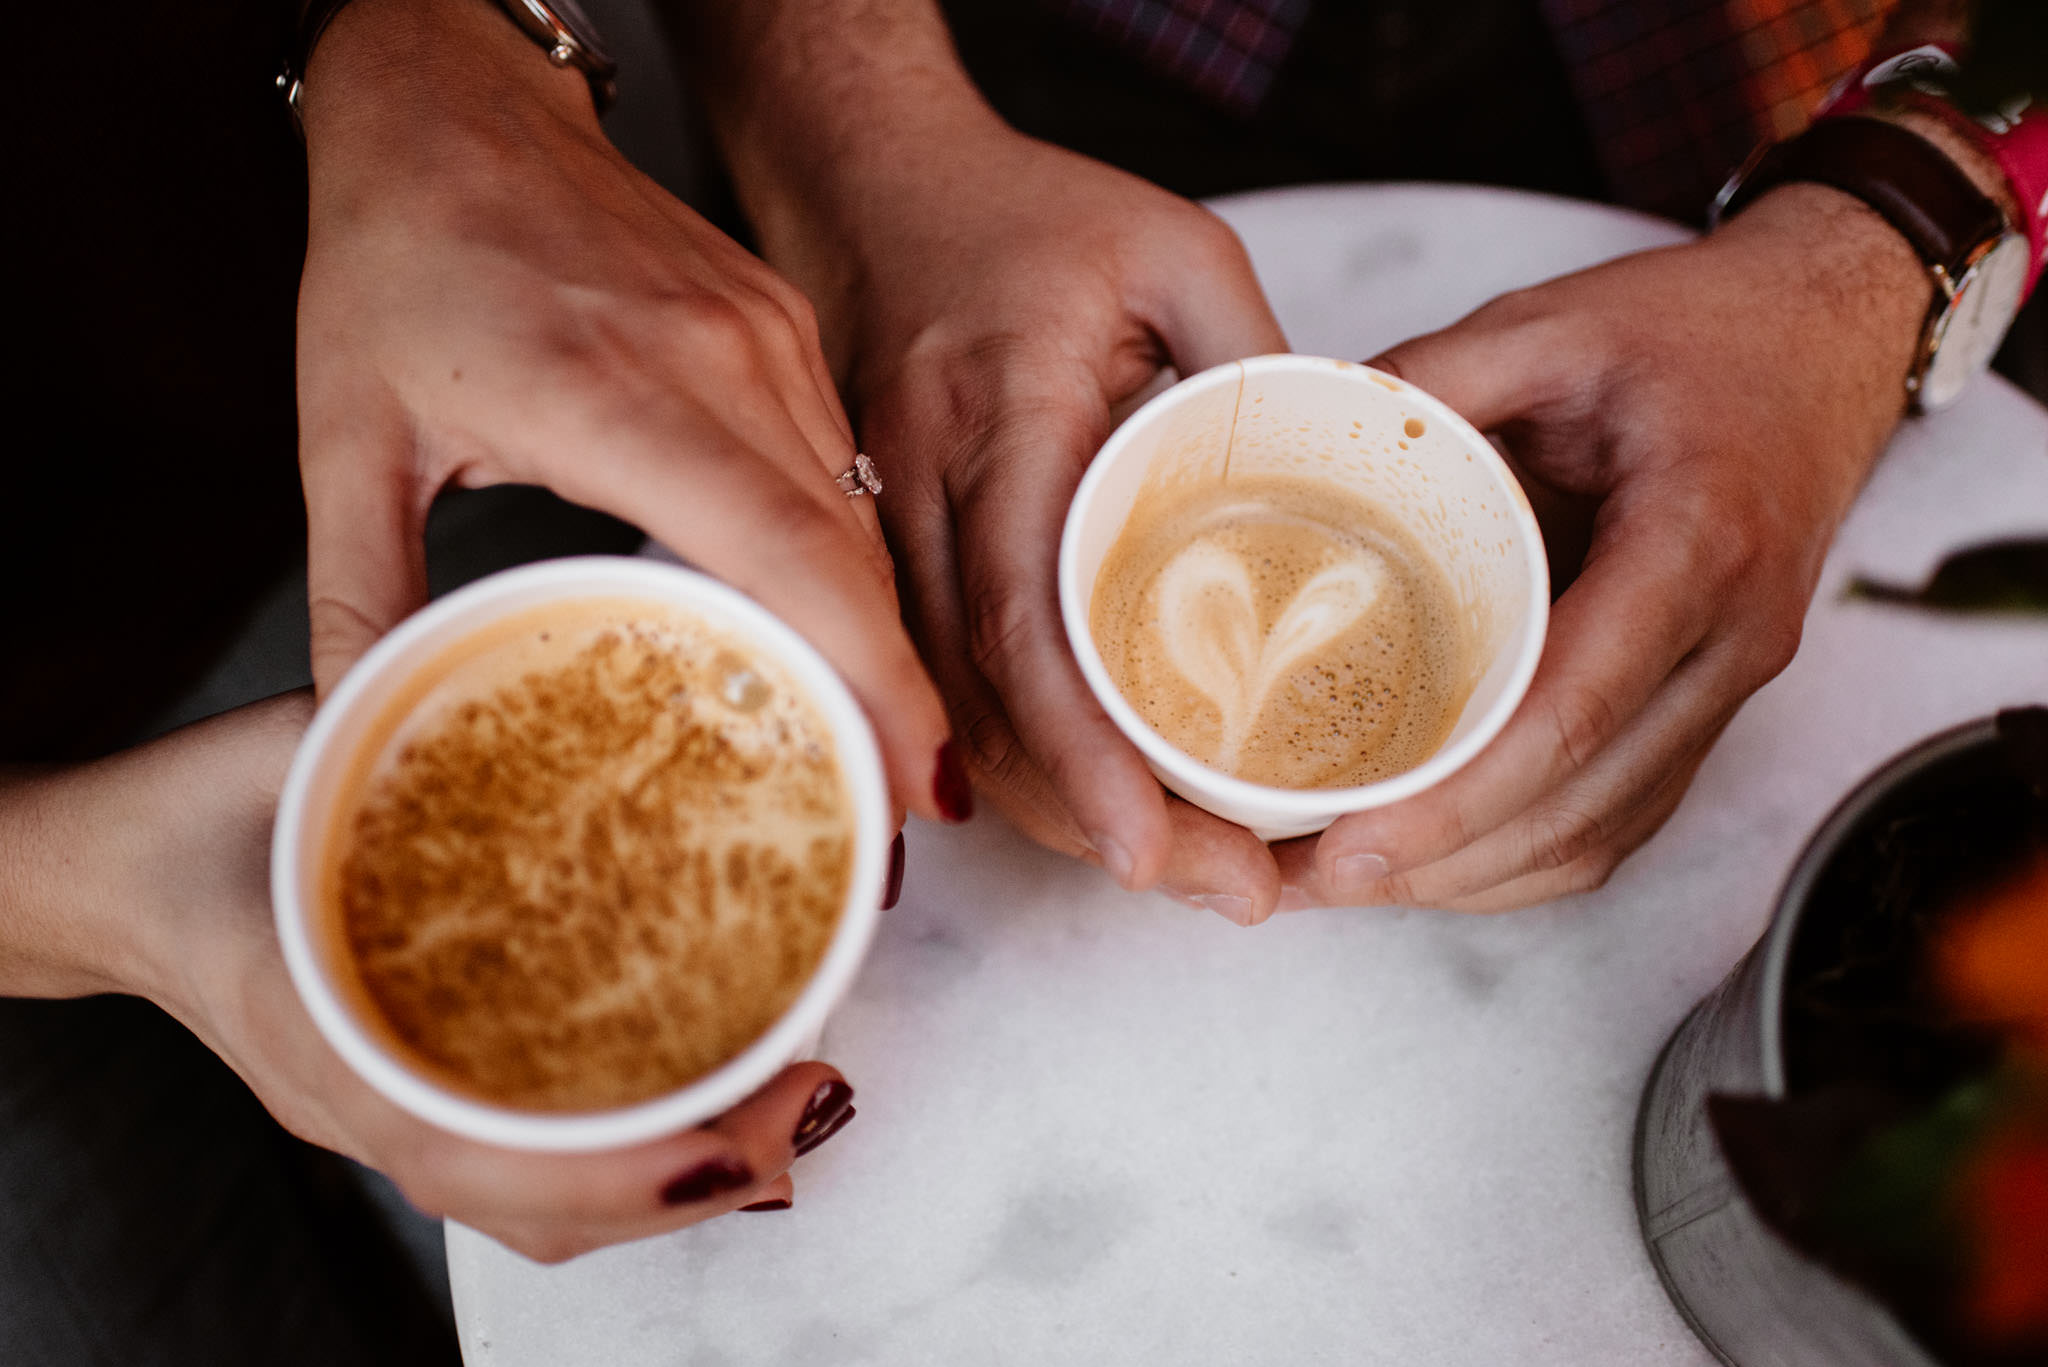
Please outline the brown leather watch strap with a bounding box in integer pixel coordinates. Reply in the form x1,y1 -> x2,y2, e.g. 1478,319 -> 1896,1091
1717,116 -> 2008,283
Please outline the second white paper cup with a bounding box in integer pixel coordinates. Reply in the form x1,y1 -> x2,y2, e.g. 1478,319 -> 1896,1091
1058,354 -> 1548,842
271,556 -> 891,1152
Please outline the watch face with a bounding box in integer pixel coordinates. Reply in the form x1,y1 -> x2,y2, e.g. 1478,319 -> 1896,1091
1920,233 -> 2030,412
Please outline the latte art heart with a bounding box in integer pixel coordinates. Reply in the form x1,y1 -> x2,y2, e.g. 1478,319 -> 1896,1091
1090,473 -> 1467,790
1156,538 -> 1389,769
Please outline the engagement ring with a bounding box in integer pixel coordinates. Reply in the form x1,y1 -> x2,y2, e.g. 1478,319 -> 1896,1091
835,453 -> 883,498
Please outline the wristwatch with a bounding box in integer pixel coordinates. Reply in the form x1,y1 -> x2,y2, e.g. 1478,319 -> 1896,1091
278,0 -> 618,132
1712,116 -> 2030,413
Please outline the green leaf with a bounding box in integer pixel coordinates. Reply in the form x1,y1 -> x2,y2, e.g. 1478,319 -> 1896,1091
1847,539 -> 2048,616
1822,1077 -> 2001,1263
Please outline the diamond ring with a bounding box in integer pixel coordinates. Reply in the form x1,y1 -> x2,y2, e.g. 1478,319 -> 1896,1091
835,454 -> 883,498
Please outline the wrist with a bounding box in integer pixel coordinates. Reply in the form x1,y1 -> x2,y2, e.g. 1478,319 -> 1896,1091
683,3 -> 1001,257
0,764 -> 169,1003
301,0 -> 601,183
1871,105 -> 2022,226
1710,182 -> 1930,441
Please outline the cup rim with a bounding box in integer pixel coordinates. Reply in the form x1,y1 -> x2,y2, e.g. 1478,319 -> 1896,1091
270,556 -> 891,1152
1057,354 -> 1550,820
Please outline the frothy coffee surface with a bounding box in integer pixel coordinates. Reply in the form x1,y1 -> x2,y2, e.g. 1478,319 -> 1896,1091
1091,474 -> 1467,789
325,599 -> 850,1113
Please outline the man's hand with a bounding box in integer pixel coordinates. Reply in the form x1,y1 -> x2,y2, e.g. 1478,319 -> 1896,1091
3,696 -> 852,1264
294,0 -> 957,822
812,128 -> 1286,908
1275,183 -> 1932,911
683,3 -> 1288,916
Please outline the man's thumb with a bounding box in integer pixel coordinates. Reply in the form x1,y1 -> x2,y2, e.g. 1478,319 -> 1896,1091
1367,308 -> 1566,434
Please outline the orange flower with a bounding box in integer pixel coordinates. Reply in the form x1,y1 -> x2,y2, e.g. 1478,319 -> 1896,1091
1941,857 -> 2048,1345
1941,859 -> 2048,1047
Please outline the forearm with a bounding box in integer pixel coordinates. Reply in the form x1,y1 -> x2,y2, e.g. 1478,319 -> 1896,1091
0,762 -> 157,999
665,0 -> 997,252
1709,0 -> 2019,426
300,0 -> 599,188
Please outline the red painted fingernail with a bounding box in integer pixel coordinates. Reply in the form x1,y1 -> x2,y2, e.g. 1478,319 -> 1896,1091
792,1080 -> 855,1150
795,1105 -> 856,1158
933,740 -> 974,823
740,1198 -> 793,1213
883,832 -> 906,909
660,1156 -> 754,1206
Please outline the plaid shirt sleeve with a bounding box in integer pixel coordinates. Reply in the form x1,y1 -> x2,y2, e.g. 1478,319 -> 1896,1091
1038,0 -> 1315,115
1539,0 -> 1896,217
1042,0 -> 1901,219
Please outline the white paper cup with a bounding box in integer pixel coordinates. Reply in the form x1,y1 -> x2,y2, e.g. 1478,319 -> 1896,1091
1059,355 -> 1548,842
271,557 -> 891,1152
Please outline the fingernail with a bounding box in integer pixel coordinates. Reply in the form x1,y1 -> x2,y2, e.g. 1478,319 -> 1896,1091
1192,893 -> 1257,926
1333,852 -> 1392,895
792,1079 -> 855,1150
1091,833 -> 1137,888
660,1157 -> 754,1206
933,740 -> 974,823
740,1198 -> 793,1213
794,1105 -> 856,1158
882,832 -> 905,909
1277,885 -> 1314,913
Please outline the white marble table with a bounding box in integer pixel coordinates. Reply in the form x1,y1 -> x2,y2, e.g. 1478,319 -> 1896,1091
449,184 -> 2048,1367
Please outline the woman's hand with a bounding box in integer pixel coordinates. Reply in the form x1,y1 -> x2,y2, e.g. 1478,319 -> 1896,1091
1276,184 -> 1932,912
11,696 -> 855,1264
294,0 -> 957,822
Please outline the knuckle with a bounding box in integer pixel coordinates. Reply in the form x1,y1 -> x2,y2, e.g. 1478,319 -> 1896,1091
306,592 -> 388,686
905,334 -> 1063,446
773,283 -> 822,341
1667,479 -> 1764,589
1564,849 -> 1622,895
1185,207 -> 1255,273
1526,804 -> 1605,874
960,701 -> 1032,796
306,591 -> 385,645
684,291 -> 762,352
964,581 -> 1041,686
1749,609 -> 1805,680
509,1231 -> 589,1266
1422,798 -> 1476,860
1467,285 -> 1547,330
1544,686 -> 1617,774
649,293 -> 779,388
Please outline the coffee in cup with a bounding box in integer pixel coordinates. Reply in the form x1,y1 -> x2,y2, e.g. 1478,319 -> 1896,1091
273,557 -> 890,1151
1059,356 -> 1548,842
327,597 -> 850,1113
1087,472 -> 1470,790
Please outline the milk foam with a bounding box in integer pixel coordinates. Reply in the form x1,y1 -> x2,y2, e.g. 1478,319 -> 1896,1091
1091,475 -> 1468,790
325,599 -> 850,1112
